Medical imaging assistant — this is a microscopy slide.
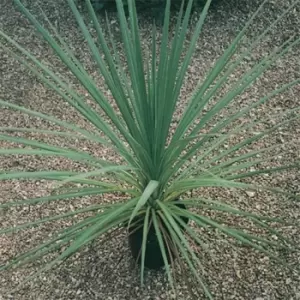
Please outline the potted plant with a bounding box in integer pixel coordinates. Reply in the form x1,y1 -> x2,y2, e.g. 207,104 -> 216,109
0,0 -> 299,298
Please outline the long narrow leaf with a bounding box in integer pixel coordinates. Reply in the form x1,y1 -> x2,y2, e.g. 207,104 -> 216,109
128,180 -> 159,225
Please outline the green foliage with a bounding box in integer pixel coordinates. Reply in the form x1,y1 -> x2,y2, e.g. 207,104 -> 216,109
0,0 -> 299,298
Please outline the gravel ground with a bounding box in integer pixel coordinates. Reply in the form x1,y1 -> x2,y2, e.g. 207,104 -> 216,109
0,0 -> 300,299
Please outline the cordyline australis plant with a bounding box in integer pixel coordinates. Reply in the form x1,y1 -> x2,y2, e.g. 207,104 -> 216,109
0,0 -> 299,298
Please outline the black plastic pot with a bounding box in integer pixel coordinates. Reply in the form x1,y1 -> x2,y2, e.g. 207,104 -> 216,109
128,201 -> 189,270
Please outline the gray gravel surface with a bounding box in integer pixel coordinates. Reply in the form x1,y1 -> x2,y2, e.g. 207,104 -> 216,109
0,0 -> 300,299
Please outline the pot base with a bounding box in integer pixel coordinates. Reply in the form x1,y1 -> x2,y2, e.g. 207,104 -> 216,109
128,202 -> 188,270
